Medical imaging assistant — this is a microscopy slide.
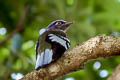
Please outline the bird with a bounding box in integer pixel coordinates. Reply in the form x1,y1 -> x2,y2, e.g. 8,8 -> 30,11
35,20 -> 73,70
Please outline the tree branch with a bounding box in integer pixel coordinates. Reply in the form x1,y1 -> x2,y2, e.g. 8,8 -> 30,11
22,34 -> 120,80
107,64 -> 120,80
0,4 -> 30,45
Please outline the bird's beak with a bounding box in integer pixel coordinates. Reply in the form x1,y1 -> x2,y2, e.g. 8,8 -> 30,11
62,21 -> 73,32
64,21 -> 73,27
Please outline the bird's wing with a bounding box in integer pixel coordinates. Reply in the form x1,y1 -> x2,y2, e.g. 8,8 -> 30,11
45,30 -> 70,61
35,38 -> 52,70
45,29 -> 70,50
35,31 -> 52,70
47,34 -> 70,50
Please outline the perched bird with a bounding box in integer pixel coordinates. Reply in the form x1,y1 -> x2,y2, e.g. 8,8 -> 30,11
35,20 -> 73,70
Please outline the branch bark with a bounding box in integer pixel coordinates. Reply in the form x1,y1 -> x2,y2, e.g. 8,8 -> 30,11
107,64 -> 120,80
22,34 -> 120,80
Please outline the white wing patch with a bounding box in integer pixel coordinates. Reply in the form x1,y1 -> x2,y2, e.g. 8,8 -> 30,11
35,49 -> 53,69
48,34 -> 70,50
60,36 -> 70,48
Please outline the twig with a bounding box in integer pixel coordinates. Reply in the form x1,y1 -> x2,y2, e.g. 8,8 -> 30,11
0,4 -> 30,45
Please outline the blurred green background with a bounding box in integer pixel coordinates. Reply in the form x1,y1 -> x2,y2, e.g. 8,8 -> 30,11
0,0 -> 120,80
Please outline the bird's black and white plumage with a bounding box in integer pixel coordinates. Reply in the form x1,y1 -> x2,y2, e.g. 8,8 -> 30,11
35,20 -> 73,70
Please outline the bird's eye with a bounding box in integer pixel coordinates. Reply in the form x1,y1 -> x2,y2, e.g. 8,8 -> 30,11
55,22 -> 62,25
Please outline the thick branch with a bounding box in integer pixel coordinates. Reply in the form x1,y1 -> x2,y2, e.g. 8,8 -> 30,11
0,4 -> 30,45
22,34 -> 120,80
107,64 -> 120,80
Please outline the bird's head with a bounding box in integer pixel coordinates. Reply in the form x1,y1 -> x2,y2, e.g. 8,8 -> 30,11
46,20 -> 73,32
